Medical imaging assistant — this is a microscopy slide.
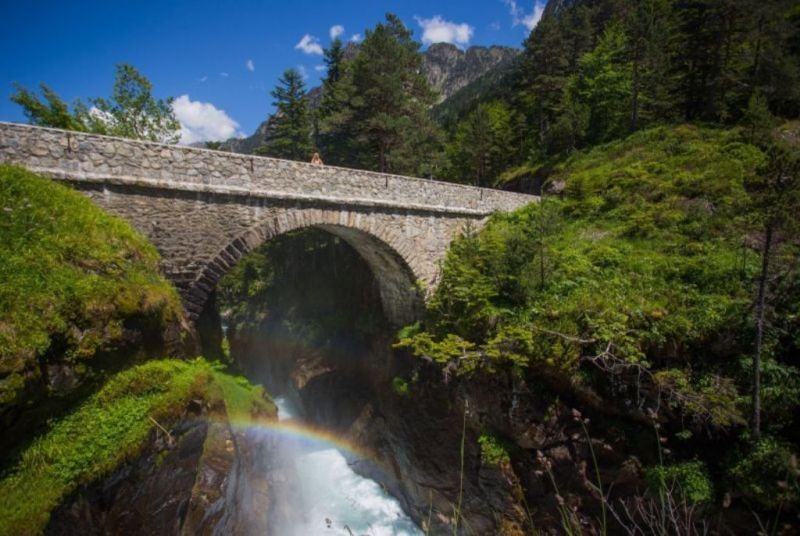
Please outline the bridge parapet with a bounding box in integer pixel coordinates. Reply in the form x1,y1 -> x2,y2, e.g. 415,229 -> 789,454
0,122 -> 534,216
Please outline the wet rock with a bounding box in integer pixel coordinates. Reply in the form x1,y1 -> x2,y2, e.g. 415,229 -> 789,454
46,405 -> 277,535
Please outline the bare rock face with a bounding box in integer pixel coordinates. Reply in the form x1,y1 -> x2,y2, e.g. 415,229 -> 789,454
543,0 -> 580,18
423,43 -> 519,103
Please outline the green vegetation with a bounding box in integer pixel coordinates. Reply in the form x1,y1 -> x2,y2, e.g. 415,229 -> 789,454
401,125 -> 761,377
444,101 -> 517,187
316,14 -> 442,176
11,63 -> 180,143
0,165 -> 182,407
728,436 -> 800,510
212,367 -> 276,420
255,68 -> 314,161
477,433 -> 511,466
4,2 -> 799,531
250,2 -> 800,193
0,358 -> 273,535
449,0 -> 800,186
647,461 -> 713,504
391,376 -> 410,397
398,124 -> 800,512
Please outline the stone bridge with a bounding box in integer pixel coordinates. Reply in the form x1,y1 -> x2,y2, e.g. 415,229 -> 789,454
0,122 -> 535,325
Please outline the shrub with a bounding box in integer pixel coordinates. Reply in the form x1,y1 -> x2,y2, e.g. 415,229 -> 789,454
478,433 -> 511,466
728,437 -> 800,509
647,461 -> 713,504
402,126 -> 763,384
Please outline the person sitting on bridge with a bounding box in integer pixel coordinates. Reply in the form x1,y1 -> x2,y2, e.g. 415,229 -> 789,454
311,152 -> 323,166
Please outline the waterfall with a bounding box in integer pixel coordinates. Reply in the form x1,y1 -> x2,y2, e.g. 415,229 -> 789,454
267,395 -> 423,536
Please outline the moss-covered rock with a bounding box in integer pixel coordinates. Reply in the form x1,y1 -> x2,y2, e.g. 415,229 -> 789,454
0,165 -> 185,433
0,358 -> 275,536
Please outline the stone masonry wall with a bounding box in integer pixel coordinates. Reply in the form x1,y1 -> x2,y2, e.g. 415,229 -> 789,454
0,123 -> 536,324
0,122 -> 532,215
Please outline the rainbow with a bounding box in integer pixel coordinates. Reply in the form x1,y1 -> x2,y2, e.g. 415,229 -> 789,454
223,414 -> 377,461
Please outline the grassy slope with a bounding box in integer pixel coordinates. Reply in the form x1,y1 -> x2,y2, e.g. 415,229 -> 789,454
400,124 -> 800,510
402,125 -> 765,415
0,358 -> 274,536
0,165 -> 182,404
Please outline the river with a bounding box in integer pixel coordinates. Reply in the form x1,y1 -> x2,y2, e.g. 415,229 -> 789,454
268,394 -> 424,536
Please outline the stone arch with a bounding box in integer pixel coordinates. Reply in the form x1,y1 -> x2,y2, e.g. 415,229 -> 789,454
186,207 -> 426,326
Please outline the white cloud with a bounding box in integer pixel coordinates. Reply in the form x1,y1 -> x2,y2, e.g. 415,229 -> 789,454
88,106 -> 114,126
415,16 -> 474,48
297,65 -> 308,80
330,24 -> 344,40
200,75 -> 208,82
489,21 -> 501,31
350,33 -> 362,43
246,59 -> 255,72
172,95 -> 243,145
295,34 -> 323,55
220,72 -> 229,78
314,64 -> 327,72
504,0 -> 546,31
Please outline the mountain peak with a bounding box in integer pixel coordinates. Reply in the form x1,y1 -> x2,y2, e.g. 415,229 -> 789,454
422,43 -> 519,103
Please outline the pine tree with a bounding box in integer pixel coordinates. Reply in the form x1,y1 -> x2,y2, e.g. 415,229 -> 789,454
746,128 -> 800,439
322,14 -> 442,175
517,12 -> 571,157
317,38 -> 356,164
569,22 -> 632,144
447,102 -> 515,186
256,68 -> 313,161
625,0 -> 674,131
324,38 -> 345,86
669,1 -> 724,120
743,0 -> 800,118
742,90 -> 777,145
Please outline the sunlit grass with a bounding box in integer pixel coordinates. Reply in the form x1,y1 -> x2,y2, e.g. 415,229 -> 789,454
0,358 -> 273,536
0,164 -> 182,404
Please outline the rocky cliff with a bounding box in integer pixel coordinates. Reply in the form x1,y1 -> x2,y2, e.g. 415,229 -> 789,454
543,0 -> 580,18
46,399 -> 279,536
423,43 -> 518,104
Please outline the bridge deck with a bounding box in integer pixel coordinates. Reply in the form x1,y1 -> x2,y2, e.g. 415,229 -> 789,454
0,122 -> 535,217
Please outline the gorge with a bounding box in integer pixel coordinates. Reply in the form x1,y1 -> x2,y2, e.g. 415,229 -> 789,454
2,0 -> 800,534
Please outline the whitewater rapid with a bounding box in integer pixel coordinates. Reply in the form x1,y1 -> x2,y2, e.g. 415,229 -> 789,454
271,395 -> 423,536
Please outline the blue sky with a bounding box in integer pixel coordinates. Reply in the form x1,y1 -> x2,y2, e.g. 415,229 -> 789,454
0,1 -> 545,143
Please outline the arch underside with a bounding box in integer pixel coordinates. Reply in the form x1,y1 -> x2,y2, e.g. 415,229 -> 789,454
69,182 -> 459,328
315,224 -> 424,326
191,211 -> 430,327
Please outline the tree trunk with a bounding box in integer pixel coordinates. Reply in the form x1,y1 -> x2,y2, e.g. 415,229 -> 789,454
752,14 -> 765,82
718,9 -> 734,121
740,238 -> 747,281
631,39 -> 641,132
752,223 -> 773,440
